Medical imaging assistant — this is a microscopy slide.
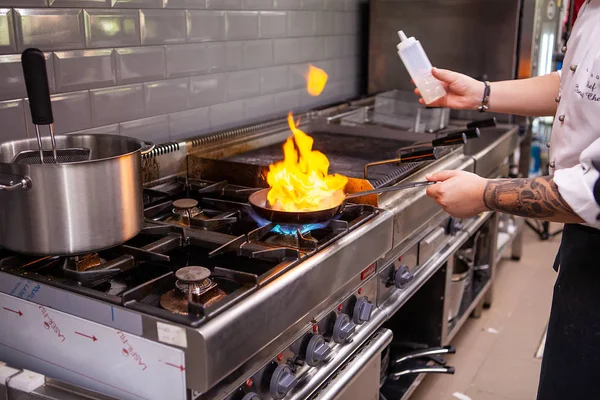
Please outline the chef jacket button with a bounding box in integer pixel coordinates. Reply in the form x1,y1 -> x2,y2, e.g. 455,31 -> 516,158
550,161 -> 556,168
555,95 -> 561,103
558,115 -> 565,122
561,45 -> 567,53
546,142 -> 551,148
570,64 -> 577,72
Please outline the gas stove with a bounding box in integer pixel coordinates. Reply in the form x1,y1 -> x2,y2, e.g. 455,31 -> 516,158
0,173 -> 394,400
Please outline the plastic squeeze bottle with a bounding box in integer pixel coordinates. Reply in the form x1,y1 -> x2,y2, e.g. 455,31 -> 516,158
397,30 -> 446,105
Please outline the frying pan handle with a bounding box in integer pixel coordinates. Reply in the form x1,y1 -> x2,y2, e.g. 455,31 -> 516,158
0,175 -> 32,191
21,48 -> 54,126
345,181 -> 435,200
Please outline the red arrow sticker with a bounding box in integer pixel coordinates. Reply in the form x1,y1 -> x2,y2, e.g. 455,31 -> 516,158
75,331 -> 98,341
160,360 -> 185,372
3,307 -> 23,316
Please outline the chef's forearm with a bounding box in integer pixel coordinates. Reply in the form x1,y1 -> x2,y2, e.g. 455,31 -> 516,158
482,176 -> 584,223
488,73 -> 560,117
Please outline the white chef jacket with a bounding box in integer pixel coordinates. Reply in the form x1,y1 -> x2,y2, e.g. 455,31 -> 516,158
550,0 -> 600,228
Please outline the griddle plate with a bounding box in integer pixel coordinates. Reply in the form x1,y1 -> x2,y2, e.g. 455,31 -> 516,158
226,131 -> 419,181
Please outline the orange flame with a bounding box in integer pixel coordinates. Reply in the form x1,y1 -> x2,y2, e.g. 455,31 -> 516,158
306,64 -> 328,97
266,113 -> 348,212
266,66 -> 345,212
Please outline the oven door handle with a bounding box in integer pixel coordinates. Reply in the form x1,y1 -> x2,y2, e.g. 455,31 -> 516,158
312,329 -> 393,400
391,345 -> 456,366
389,366 -> 455,380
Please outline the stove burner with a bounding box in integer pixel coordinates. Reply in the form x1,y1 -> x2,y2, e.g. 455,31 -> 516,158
173,198 -> 199,210
68,253 -> 103,272
175,266 -> 211,282
171,198 -> 203,226
160,266 -> 226,315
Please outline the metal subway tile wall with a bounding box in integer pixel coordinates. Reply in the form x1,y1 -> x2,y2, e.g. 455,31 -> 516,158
0,99 -> 26,141
115,46 -> 166,84
25,90 -> 93,134
259,10 -> 286,38
0,0 -> 364,143
53,49 -> 116,91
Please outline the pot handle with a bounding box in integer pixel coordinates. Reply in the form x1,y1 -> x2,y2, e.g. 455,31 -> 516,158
140,141 -> 155,155
0,175 -> 31,191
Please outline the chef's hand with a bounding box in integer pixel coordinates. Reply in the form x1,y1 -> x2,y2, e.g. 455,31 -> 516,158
414,68 -> 483,110
425,170 -> 490,218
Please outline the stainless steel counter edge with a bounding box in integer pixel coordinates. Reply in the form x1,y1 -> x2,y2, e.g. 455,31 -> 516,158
310,329 -> 394,400
469,124 -> 520,177
379,212 -> 493,319
379,154 -> 475,247
186,209 -> 395,394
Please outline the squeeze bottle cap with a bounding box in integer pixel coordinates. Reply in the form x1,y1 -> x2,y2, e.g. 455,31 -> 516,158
398,31 -> 408,41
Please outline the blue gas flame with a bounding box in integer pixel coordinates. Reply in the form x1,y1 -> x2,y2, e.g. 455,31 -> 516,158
248,207 -> 329,236
272,222 -> 329,236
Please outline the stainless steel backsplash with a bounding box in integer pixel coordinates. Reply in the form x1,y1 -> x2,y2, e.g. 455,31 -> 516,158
0,0 -> 366,144
368,0 -> 523,124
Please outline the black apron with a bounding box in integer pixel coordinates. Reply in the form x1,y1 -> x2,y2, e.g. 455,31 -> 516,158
537,223 -> 600,399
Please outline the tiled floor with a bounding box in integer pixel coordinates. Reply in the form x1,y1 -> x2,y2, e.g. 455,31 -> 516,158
409,223 -> 563,400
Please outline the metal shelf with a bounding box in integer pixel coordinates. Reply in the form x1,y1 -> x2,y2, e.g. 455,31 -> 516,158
387,279 -> 492,400
446,279 -> 493,344
495,217 -> 524,265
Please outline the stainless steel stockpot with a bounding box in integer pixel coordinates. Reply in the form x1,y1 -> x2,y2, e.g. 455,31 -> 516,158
0,134 -> 153,255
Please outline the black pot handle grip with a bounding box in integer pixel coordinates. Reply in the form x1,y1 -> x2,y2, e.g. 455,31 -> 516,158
432,132 -> 467,147
399,147 -> 443,162
467,117 -> 497,129
463,127 -> 481,140
21,48 -> 54,125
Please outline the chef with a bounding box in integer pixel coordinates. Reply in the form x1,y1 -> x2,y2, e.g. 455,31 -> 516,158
414,1 -> 600,398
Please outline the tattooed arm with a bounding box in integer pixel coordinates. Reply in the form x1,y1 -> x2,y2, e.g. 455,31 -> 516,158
425,170 -> 584,223
483,176 -> 584,223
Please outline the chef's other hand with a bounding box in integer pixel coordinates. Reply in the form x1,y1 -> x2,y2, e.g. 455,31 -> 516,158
414,68 -> 483,110
425,170 -> 489,218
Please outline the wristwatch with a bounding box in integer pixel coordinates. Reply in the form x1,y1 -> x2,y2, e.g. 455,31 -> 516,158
478,81 -> 491,112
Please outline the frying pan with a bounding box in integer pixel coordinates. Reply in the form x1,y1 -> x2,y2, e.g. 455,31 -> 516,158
249,180 -> 435,224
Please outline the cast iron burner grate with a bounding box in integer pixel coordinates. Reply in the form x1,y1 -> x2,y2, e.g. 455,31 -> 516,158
0,176 -> 378,327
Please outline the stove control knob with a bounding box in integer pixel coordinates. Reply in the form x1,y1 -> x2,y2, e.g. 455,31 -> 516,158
394,265 -> 414,289
353,297 -> 374,325
241,393 -> 262,400
305,334 -> 331,367
332,314 -> 356,344
269,364 -> 298,400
